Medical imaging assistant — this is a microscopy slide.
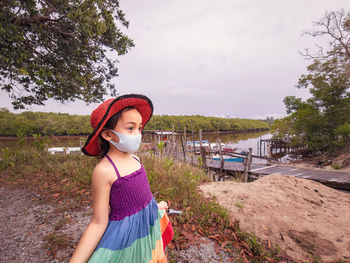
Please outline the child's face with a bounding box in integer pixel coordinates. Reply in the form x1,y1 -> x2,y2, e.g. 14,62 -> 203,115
113,109 -> 143,137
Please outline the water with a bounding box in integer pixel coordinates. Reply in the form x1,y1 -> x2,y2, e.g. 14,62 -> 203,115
183,130 -> 271,151
143,130 -> 272,164
0,136 -> 83,154
0,131 -> 272,161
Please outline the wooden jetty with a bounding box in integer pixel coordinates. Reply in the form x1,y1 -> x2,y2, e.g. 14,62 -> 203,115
144,127 -> 350,191
207,160 -> 350,191
249,165 -> 350,191
258,138 -> 307,158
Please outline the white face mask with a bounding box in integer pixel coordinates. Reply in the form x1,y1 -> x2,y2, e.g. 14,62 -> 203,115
109,130 -> 142,153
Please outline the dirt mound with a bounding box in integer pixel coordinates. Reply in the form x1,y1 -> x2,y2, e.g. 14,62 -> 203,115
200,174 -> 350,262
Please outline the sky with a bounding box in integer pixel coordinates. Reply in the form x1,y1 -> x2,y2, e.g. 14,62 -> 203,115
1,0 -> 350,119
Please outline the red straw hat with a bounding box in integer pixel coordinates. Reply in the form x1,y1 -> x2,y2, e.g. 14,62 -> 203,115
82,94 -> 153,156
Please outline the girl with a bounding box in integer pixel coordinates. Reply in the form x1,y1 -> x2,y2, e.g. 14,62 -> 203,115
70,94 -> 173,263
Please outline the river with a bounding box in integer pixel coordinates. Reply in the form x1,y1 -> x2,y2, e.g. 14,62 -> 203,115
0,131 -> 272,160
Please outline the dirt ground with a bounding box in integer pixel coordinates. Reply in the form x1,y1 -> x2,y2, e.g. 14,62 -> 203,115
0,186 -> 230,263
200,173 -> 350,262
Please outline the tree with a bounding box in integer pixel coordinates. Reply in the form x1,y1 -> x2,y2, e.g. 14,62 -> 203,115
0,0 -> 134,109
276,10 -> 350,152
300,10 -> 350,77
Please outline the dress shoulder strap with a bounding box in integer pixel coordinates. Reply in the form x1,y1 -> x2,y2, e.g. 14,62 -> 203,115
105,154 -> 121,179
131,155 -> 141,164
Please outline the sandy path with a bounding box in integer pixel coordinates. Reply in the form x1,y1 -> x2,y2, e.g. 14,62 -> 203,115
200,174 -> 350,262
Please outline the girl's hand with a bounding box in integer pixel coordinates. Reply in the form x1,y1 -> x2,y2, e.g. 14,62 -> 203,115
157,201 -> 168,210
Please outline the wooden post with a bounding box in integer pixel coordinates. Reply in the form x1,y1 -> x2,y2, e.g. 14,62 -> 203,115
184,126 -> 187,161
207,140 -> 213,180
248,147 -> 252,171
208,139 -> 212,163
199,129 -> 206,169
178,120 -> 186,161
243,159 -> 249,183
200,145 -> 206,169
191,121 -> 194,165
218,139 -> 224,181
160,130 -> 163,157
199,128 -> 202,162
172,124 -> 176,159
244,148 -> 253,182
157,133 -> 161,159
267,141 -> 272,159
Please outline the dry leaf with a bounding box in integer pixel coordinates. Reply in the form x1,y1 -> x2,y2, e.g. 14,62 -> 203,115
221,240 -> 230,248
243,254 -> 250,263
240,241 -> 250,250
208,235 -> 220,242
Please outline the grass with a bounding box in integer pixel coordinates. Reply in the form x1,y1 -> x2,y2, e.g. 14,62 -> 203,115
235,202 -> 244,209
44,232 -> 73,258
331,164 -> 342,170
0,139 -> 290,262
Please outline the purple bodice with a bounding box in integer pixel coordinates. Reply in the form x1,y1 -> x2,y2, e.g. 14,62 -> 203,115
108,164 -> 154,221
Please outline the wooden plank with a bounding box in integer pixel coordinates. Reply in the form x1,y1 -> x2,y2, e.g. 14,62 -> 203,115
252,165 -> 350,191
250,165 -> 277,172
206,159 -> 350,191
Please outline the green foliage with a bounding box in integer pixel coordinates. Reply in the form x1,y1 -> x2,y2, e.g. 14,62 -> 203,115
0,109 -> 269,136
31,134 -> 50,151
0,108 -> 92,136
335,123 -> 350,144
331,164 -> 342,170
197,156 -> 203,168
0,147 -> 16,169
275,10 -> 350,153
147,115 -> 270,132
0,142 -> 97,193
235,202 -> 244,209
157,141 -> 165,159
162,157 -> 174,174
0,0 -> 134,109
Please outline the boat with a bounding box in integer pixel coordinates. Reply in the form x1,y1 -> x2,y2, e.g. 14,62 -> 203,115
185,141 -> 228,150
47,147 -> 82,155
211,154 -> 244,162
185,140 -> 209,146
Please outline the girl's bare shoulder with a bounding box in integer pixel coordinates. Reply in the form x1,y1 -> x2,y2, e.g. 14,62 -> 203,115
92,158 -> 116,184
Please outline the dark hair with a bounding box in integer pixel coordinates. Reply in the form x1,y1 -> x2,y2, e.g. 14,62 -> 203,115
97,106 -> 137,158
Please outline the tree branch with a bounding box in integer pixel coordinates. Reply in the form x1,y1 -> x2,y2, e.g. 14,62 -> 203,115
300,10 -> 350,61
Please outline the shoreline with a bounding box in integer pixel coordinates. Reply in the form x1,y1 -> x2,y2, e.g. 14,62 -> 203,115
0,128 -> 270,140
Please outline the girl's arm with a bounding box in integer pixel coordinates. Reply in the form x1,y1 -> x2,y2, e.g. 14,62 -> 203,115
69,166 -> 111,263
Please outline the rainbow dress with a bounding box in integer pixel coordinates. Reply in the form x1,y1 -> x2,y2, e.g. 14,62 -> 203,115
88,155 -> 173,263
